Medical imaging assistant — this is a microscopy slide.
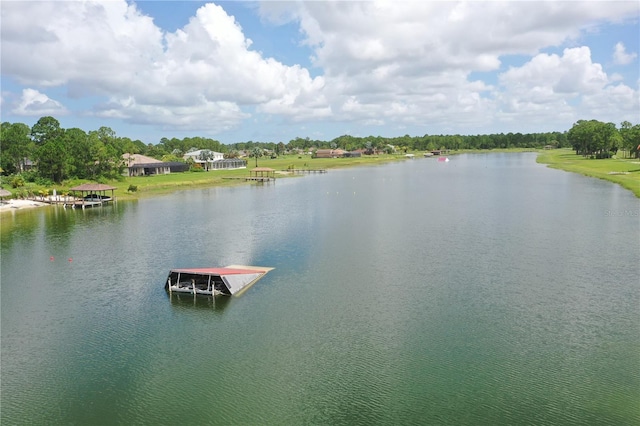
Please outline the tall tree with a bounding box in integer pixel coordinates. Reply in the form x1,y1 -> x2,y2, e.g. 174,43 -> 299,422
65,127 -> 91,178
34,138 -> 68,183
31,116 -> 62,145
251,147 -> 263,167
31,117 -> 67,182
1,122 -> 33,174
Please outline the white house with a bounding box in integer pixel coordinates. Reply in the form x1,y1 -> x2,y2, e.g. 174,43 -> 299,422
183,150 -> 224,171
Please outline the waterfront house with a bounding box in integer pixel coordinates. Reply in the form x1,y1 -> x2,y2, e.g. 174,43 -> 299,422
183,150 -> 224,171
122,154 -> 172,177
314,149 -> 347,158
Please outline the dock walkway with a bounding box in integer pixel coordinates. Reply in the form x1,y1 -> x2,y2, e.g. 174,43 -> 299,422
245,176 -> 275,182
223,177 -> 276,183
282,169 -> 327,174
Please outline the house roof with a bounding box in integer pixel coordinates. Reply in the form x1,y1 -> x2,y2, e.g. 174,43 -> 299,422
70,183 -> 117,191
128,162 -> 172,169
122,153 -> 162,166
184,150 -> 223,157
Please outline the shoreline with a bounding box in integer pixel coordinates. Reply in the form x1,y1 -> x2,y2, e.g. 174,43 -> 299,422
536,149 -> 640,198
0,199 -> 49,212
2,150 -> 638,215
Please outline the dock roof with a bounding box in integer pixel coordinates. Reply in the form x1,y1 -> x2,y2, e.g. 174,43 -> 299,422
70,183 -> 117,191
167,265 -> 273,295
170,267 -> 267,275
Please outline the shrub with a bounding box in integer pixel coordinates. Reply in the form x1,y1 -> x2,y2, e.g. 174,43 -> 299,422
10,175 -> 24,188
127,184 -> 138,193
19,170 -> 35,182
33,177 -> 52,186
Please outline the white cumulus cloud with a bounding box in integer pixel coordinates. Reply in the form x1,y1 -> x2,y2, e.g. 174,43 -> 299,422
0,1 -> 327,133
258,0 -> 638,132
613,42 -> 637,65
496,47 -> 639,126
1,0 -> 639,138
12,89 -> 68,116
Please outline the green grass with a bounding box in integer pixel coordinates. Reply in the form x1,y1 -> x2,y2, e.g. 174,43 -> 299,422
537,149 -> 640,198
119,154 -> 408,199
0,154 -> 406,201
7,149 -> 637,202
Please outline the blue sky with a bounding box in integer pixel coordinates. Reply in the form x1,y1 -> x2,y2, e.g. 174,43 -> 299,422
1,1 -> 638,145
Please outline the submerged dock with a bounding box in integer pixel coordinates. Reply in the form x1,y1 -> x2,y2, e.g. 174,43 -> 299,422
166,265 -> 274,297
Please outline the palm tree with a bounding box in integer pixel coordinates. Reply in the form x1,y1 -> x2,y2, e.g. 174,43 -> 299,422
198,150 -> 214,170
251,147 -> 263,167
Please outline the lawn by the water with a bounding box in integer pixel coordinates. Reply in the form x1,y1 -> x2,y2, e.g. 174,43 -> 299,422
537,149 -> 640,198
105,154 -> 408,200
6,149 -> 639,202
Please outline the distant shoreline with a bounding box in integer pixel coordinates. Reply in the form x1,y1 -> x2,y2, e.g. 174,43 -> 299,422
2,150 -> 637,216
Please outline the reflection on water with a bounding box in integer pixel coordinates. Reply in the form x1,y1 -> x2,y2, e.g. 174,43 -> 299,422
1,153 -> 639,425
167,291 -> 232,312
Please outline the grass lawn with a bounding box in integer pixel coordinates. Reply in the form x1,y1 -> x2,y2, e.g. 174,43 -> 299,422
6,149 -> 638,201
537,149 -> 640,198
58,154 -> 409,201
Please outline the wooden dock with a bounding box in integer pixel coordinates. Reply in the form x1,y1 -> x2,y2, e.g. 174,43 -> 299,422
283,169 -> 327,174
223,177 -> 275,183
63,200 -> 107,209
24,196 -> 111,209
245,176 -> 275,183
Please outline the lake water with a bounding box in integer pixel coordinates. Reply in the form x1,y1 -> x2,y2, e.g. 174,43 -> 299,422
1,153 -> 639,425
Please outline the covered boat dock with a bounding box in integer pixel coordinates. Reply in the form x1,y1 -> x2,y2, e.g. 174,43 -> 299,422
65,183 -> 117,209
165,265 -> 273,296
248,167 -> 275,182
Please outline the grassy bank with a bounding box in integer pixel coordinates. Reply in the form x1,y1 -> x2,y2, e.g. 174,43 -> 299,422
2,153 -> 408,202
119,154 -> 408,200
6,149 -> 637,202
536,149 -> 640,198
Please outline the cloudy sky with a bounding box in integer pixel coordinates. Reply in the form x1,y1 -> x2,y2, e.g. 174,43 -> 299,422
1,1 -> 638,144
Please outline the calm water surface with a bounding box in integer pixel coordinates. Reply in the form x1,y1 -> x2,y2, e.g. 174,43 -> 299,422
2,153 -> 639,425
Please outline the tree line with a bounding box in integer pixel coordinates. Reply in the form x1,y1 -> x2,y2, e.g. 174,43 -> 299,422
1,116 -> 638,184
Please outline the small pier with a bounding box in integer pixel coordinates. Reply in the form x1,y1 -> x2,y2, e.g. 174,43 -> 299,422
248,167 -> 276,183
63,199 -> 110,209
223,176 -> 275,183
245,176 -> 275,183
283,169 -> 327,174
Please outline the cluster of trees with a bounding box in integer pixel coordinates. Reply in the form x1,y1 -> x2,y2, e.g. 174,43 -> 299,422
567,120 -> 639,158
0,117 -> 233,184
1,117 -> 146,184
1,115 -> 638,184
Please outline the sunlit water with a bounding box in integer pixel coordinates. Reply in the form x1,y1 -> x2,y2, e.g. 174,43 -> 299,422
2,153 -> 639,425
